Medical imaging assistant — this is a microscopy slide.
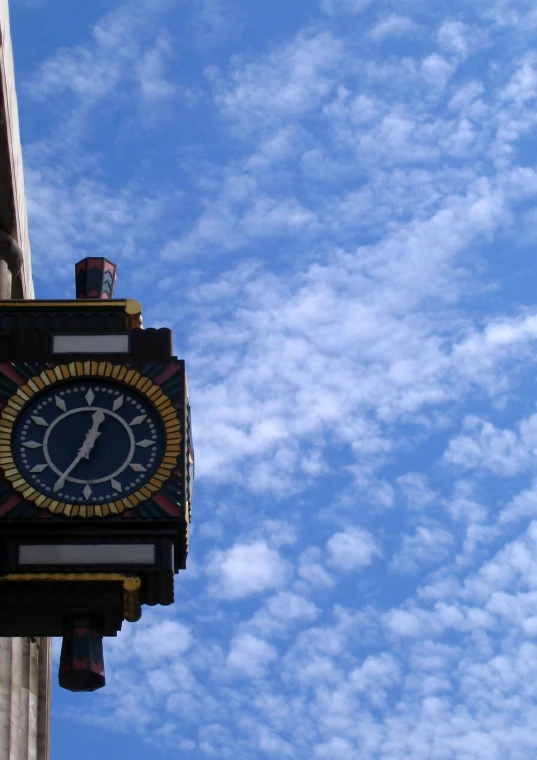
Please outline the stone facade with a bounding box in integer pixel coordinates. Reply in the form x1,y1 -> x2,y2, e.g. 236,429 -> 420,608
0,2 -> 48,760
0,638 -> 51,760
0,0 -> 33,298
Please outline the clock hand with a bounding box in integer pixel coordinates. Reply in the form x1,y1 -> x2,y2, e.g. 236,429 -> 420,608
53,409 -> 106,492
80,408 -> 105,459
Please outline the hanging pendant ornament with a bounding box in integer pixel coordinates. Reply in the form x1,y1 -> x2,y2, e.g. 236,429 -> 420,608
59,616 -> 105,692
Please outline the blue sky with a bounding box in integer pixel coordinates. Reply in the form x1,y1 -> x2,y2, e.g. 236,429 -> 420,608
10,0 -> 537,757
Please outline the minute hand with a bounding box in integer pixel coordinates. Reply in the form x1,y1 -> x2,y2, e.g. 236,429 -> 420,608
53,409 -> 105,492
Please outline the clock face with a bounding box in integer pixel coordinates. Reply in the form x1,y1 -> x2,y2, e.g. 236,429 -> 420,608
12,379 -> 165,505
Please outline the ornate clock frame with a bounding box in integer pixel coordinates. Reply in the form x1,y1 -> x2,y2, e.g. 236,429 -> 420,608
0,361 -> 183,517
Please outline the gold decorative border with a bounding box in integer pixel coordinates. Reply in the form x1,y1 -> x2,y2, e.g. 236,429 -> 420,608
0,361 -> 181,517
0,299 -> 142,329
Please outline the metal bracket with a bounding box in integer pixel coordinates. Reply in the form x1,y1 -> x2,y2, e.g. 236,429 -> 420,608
0,573 -> 142,622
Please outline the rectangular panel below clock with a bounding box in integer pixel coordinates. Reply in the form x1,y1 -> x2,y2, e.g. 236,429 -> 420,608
18,543 -> 155,565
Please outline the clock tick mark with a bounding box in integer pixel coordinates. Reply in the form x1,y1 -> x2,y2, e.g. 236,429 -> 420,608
55,396 -> 67,412
113,395 -> 124,411
30,464 -> 48,473
85,389 -> 95,406
31,416 -> 49,427
83,484 -> 92,500
136,439 -> 154,448
22,441 -> 42,449
111,478 -> 122,492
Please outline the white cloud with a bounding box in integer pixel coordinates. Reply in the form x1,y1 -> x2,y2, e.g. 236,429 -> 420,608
327,527 -> 380,571
420,54 -> 456,90
369,15 -> 416,42
444,479 -> 490,541
261,520 -> 298,548
349,652 -> 401,697
314,737 -> 355,759
397,473 -> 436,510
502,54 -> 537,104
265,591 -> 319,622
320,0 -> 372,16
207,540 -> 291,599
24,166 -> 174,285
227,633 -> 278,677
193,0 -> 231,44
500,480 -> 537,524
105,618 -> 193,668
383,608 -> 425,638
137,33 -> 176,102
187,244 -> 537,492
209,31 -> 344,130
443,413 -> 537,476
131,620 -> 192,664
243,589 -> 321,638
437,21 -> 477,59
391,526 -> 454,574
26,0 -> 174,104
298,548 -> 335,588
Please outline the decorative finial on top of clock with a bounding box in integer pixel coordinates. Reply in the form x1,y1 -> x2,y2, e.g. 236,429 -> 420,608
75,257 -> 117,299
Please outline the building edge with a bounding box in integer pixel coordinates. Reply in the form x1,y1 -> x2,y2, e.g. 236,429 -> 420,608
0,3 -> 48,760
0,0 -> 34,299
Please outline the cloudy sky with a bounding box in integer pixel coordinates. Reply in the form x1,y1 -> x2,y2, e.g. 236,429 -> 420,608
10,0 -> 537,757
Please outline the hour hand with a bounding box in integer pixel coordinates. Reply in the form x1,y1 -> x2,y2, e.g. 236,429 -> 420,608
53,409 -> 106,491
80,409 -> 105,459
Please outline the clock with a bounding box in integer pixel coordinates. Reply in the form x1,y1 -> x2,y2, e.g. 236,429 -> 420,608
0,362 -> 182,517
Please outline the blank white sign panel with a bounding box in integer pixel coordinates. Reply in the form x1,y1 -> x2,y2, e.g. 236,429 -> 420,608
19,544 -> 155,565
52,334 -> 130,354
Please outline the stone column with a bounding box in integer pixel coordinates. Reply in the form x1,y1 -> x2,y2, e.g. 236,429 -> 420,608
0,1 -> 49,758
0,638 -> 50,760
35,641 -> 50,760
0,259 -> 10,298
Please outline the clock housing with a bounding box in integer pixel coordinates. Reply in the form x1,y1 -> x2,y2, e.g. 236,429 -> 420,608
0,354 -> 193,637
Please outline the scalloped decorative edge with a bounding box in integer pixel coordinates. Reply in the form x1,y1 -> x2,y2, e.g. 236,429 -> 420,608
0,361 -> 181,518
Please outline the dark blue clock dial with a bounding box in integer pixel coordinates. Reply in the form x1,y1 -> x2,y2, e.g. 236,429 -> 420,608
13,380 -> 165,504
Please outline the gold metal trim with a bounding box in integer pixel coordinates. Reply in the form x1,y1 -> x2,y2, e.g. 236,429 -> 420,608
0,299 -> 143,329
125,299 -> 143,329
0,299 -> 130,309
0,573 -> 142,622
0,363 -> 181,518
